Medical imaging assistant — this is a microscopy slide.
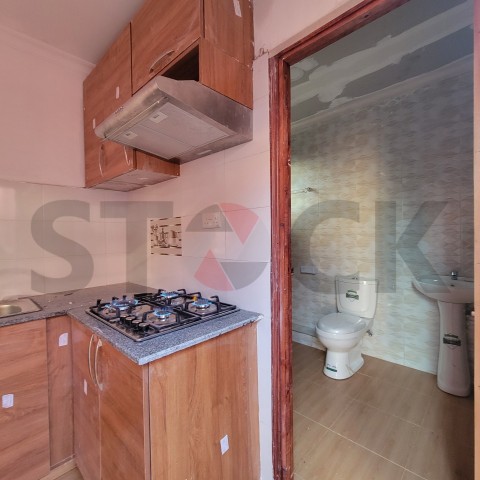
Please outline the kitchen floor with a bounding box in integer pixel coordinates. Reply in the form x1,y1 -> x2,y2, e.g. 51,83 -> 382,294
58,468 -> 83,480
293,342 -> 474,480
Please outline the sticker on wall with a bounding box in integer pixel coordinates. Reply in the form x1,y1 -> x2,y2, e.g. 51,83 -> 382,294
150,217 -> 182,256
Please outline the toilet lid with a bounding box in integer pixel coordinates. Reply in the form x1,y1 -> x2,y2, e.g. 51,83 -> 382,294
317,313 -> 366,334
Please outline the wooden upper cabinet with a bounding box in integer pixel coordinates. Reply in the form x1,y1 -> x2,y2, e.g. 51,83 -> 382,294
131,0 -> 201,93
83,25 -> 135,188
130,0 -> 253,107
203,0 -> 253,67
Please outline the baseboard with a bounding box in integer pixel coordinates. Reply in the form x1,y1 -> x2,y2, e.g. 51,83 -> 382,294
292,330 -> 325,350
40,459 -> 76,480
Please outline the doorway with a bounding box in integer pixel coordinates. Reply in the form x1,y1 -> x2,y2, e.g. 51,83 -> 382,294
270,0 -> 478,478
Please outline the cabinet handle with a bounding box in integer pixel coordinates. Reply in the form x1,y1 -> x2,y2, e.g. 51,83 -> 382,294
149,49 -> 175,73
98,143 -> 105,177
87,335 -> 95,384
124,146 -> 133,167
94,338 -> 103,391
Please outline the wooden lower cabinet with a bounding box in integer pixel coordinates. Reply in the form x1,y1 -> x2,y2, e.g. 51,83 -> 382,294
0,320 -> 50,480
72,320 -> 259,480
149,323 -> 260,480
47,315 -> 74,468
72,320 -> 149,480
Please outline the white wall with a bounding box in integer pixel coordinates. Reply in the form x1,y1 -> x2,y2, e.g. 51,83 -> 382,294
0,25 -> 92,187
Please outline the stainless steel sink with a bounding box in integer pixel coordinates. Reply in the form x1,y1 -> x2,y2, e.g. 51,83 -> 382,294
0,298 -> 41,318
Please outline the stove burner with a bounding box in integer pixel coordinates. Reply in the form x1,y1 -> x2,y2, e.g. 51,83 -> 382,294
191,298 -> 212,309
159,291 -> 181,300
108,295 -> 139,311
153,307 -> 174,320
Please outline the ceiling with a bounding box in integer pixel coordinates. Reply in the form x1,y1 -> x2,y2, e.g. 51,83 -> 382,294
291,0 -> 473,122
0,0 -> 144,64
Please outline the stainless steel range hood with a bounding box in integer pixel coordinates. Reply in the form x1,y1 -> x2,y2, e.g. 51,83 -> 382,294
95,75 -> 252,163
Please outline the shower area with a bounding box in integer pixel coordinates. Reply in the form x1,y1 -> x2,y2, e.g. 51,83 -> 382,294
290,0 -> 474,376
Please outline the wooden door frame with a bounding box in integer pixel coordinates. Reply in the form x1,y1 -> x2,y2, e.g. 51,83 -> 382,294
269,1 -> 420,478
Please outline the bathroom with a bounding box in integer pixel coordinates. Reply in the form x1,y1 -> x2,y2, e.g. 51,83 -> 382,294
290,0 -> 474,478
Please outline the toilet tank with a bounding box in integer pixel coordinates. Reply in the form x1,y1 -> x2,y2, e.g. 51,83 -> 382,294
336,276 -> 378,318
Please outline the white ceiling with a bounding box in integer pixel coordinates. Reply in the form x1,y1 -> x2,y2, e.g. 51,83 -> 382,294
0,0 -> 144,64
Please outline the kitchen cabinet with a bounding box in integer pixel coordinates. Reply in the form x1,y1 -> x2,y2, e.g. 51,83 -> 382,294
149,323 -> 259,479
131,0 -> 253,108
72,320 -> 150,480
72,319 -> 259,480
0,320 -> 50,480
46,315 -> 74,468
83,26 -> 180,190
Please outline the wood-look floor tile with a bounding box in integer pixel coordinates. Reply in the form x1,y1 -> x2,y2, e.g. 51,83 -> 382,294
405,427 -> 474,480
401,471 -> 426,480
362,355 -> 436,396
331,400 -> 417,466
294,379 -> 353,428
296,429 -> 405,480
421,389 -> 473,445
293,412 -> 329,470
356,376 -> 430,425
308,369 -> 371,399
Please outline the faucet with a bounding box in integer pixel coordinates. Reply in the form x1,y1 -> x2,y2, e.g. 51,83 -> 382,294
451,270 -> 458,280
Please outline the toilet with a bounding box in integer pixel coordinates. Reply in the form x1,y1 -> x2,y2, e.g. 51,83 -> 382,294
315,276 -> 378,380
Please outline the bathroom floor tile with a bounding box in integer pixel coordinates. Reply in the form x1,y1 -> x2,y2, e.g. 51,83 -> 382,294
294,379 -> 353,428
292,343 -> 474,480
421,390 -> 474,445
330,400 -> 417,466
356,376 -> 430,425
293,412 -> 328,467
308,368 -> 372,399
401,471 -> 426,480
405,426 -> 474,480
296,429 -> 405,480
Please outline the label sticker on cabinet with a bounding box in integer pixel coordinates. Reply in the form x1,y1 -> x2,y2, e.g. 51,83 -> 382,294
220,435 -> 229,455
58,332 -> 69,347
233,0 -> 242,17
2,394 -> 14,408
83,379 -> 88,395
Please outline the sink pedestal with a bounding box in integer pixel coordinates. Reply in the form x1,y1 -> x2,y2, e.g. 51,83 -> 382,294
437,301 -> 470,397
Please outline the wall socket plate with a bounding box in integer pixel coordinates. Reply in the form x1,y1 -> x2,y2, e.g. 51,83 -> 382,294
202,212 -> 221,229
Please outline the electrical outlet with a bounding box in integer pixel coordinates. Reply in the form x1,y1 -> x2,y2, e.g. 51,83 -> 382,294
202,212 -> 221,229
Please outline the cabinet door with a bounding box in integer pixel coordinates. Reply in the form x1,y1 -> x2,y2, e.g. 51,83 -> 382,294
84,25 -> 134,188
149,324 -> 259,479
47,316 -> 74,468
0,320 -> 50,480
72,322 -> 101,480
85,134 -> 136,187
131,0 -> 201,92
98,341 -> 150,480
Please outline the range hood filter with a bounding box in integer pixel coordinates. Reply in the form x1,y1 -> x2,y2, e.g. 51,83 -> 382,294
95,76 -> 252,163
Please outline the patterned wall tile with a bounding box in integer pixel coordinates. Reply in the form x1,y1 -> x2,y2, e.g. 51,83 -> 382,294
291,68 -> 473,373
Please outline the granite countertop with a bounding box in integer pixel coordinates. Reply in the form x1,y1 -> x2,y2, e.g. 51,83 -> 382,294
0,283 -> 262,365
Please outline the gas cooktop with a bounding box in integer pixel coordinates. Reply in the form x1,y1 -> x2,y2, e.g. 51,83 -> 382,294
86,289 -> 238,342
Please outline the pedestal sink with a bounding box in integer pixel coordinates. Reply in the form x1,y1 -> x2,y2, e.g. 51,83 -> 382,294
413,276 -> 473,397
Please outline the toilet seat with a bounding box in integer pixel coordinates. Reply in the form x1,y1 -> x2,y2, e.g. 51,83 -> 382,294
317,312 -> 367,334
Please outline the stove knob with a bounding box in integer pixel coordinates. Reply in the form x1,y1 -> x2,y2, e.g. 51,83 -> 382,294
132,319 -> 142,330
138,322 -> 149,333
119,314 -> 128,324
124,316 -> 135,328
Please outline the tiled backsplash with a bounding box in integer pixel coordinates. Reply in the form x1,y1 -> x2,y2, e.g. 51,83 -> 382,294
0,180 -> 129,299
291,65 -> 473,373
